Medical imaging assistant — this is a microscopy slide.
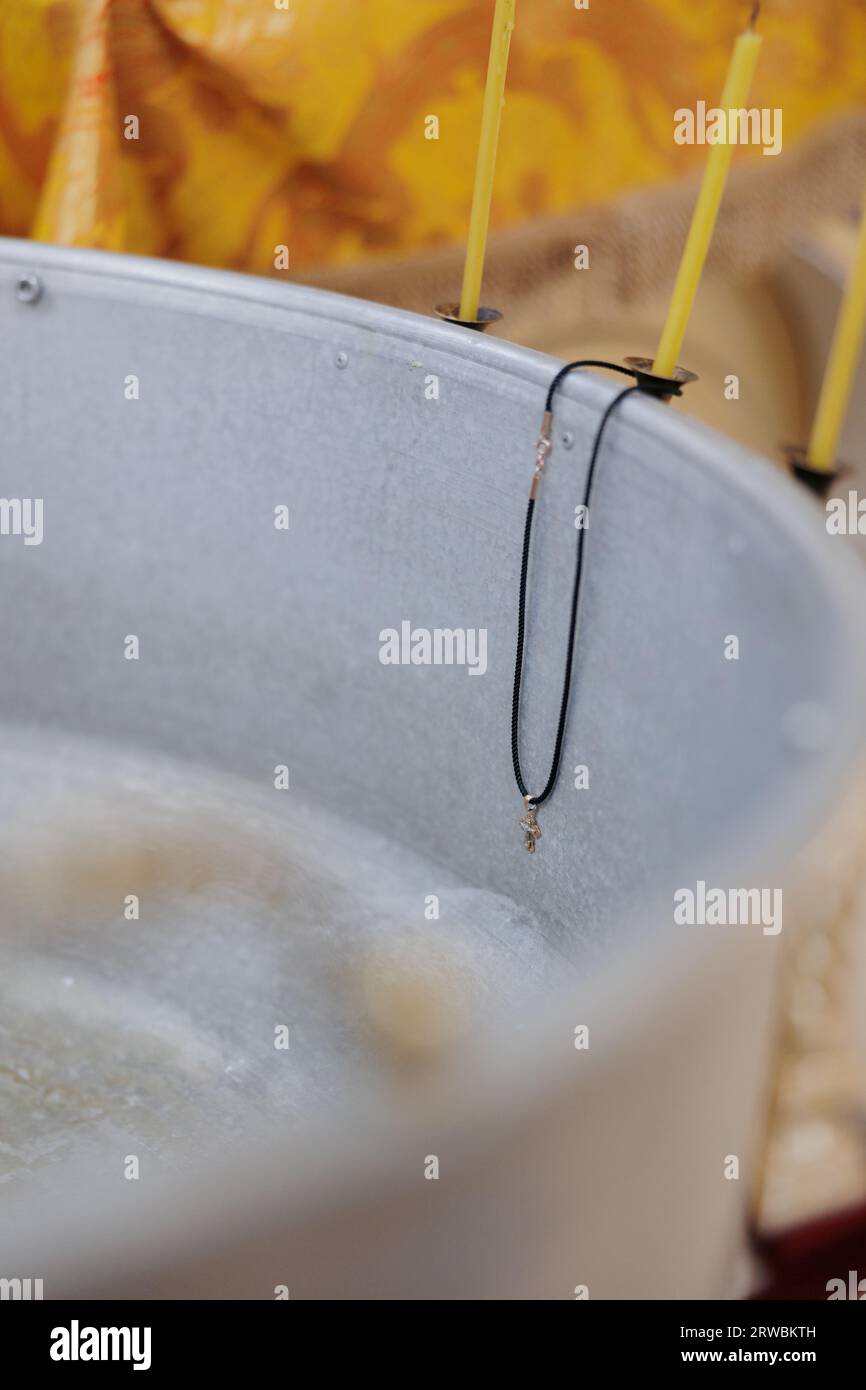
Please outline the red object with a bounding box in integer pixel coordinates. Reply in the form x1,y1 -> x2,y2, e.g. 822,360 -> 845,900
750,1201 -> 866,1299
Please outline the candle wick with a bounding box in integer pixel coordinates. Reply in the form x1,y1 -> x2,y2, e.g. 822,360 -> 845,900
749,0 -> 760,30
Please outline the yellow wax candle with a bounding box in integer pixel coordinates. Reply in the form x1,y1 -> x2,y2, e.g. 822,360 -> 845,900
652,12 -> 763,378
806,185 -> 866,471
458,0 -> 516,322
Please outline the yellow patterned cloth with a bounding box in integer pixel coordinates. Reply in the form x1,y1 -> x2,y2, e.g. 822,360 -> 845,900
0,0 -> 864,274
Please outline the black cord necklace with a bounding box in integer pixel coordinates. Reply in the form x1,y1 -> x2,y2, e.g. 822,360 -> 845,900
511,361 -> 677,852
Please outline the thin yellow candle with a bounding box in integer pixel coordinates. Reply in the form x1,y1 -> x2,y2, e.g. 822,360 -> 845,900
652,8 -> 763,377
458,0 -> 516,322
806,182 -> 866,471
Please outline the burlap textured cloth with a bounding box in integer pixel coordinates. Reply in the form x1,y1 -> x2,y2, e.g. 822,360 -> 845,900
298,112 -> 866,354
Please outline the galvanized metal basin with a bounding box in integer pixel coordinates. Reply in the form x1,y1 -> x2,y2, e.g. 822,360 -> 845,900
0,240 -> 865,1299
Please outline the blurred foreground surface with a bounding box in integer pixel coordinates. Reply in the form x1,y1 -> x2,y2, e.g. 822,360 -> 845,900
0,726 -> 558,1209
